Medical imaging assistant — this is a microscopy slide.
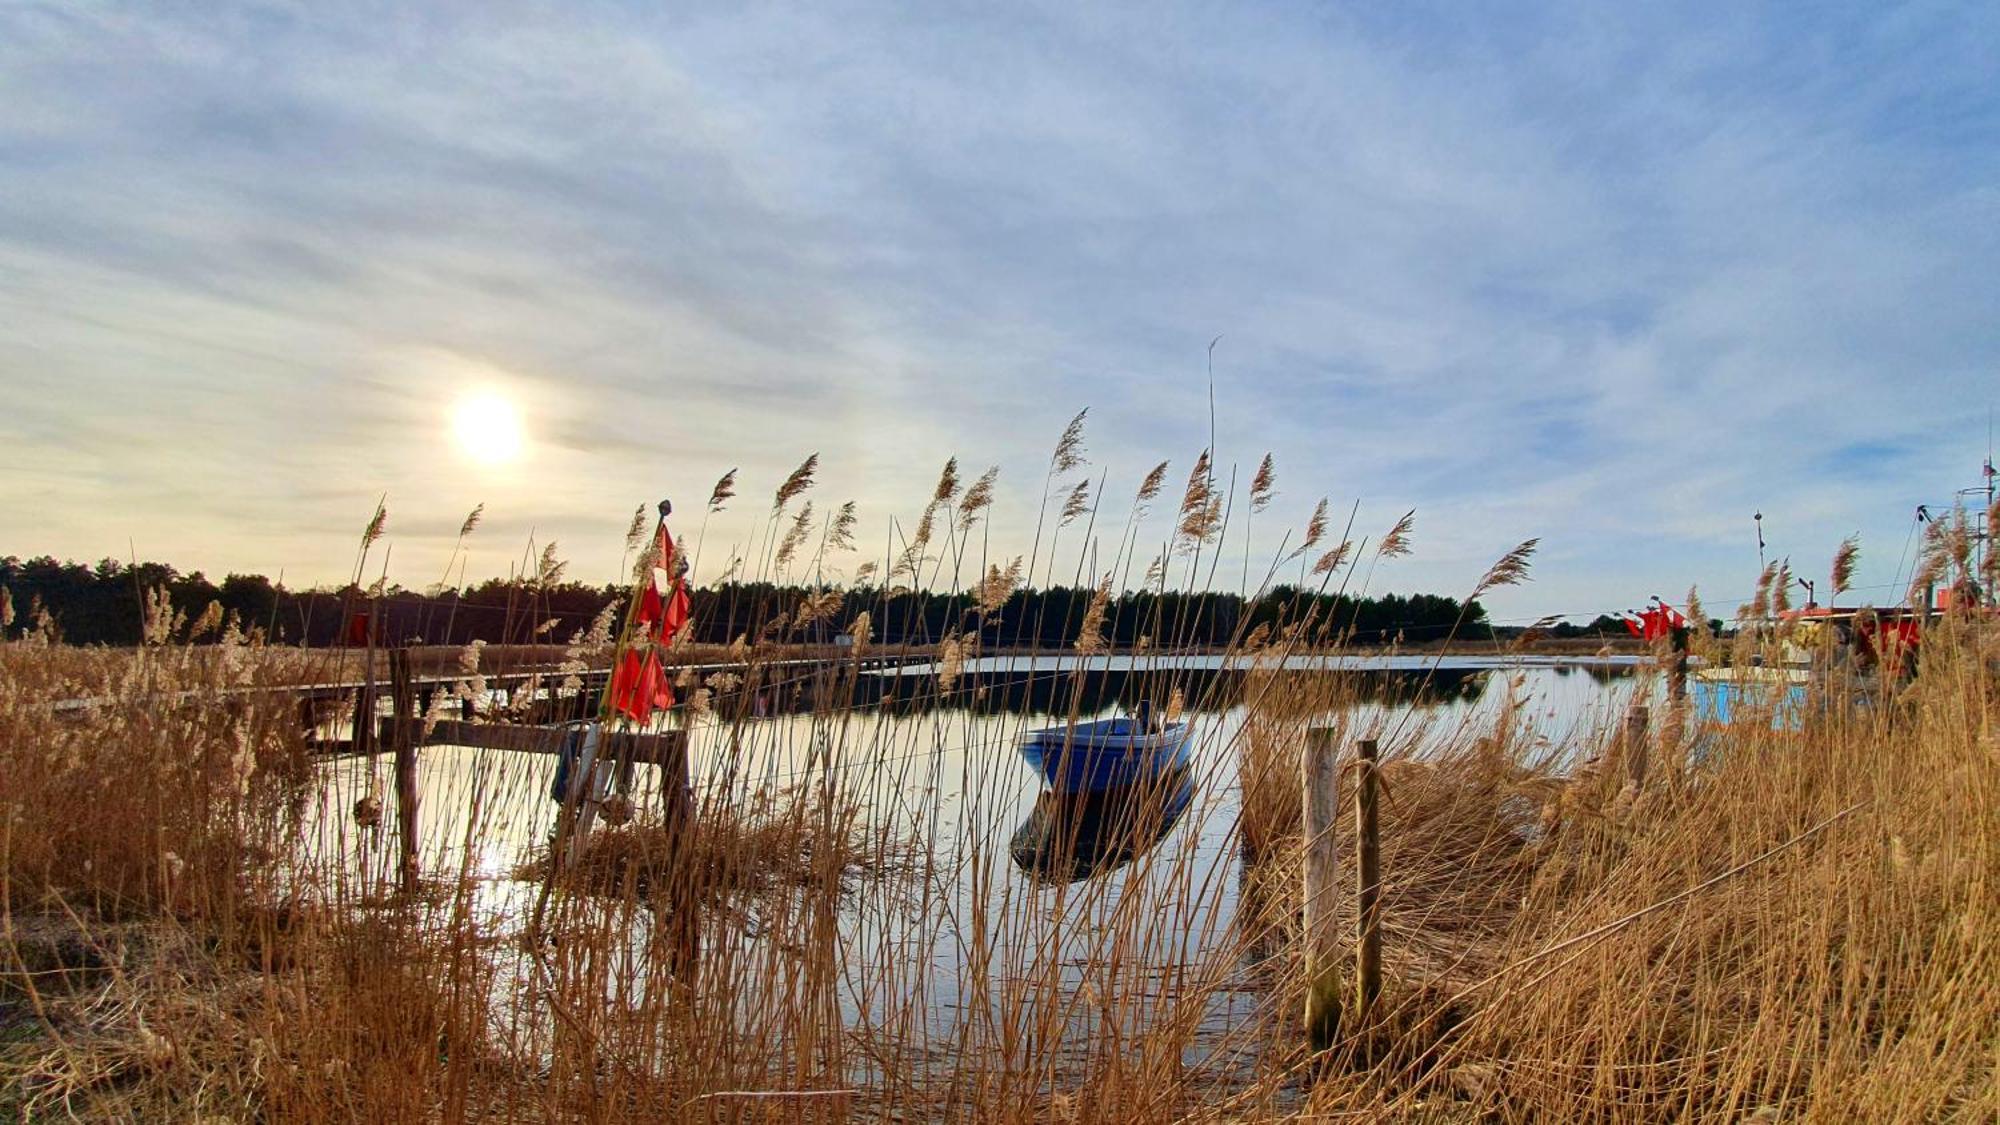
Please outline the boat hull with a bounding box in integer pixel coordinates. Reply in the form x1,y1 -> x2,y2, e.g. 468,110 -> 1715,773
1019,718 -> 1193,791
1690,669 -> 1808,732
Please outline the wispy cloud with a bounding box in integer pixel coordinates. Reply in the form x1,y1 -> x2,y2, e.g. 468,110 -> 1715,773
0,2 -> 1993,618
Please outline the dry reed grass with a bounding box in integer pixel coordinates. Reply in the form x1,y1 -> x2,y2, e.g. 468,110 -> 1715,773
3,441 -> 1994,1123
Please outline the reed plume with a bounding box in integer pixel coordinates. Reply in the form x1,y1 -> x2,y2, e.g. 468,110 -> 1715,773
1134,460 -> 1170,514
1292,497 -> 1330,560
362,498 -> 388,549
793,589 -> 844,629
957,467 -> 999,534
1910,523 -> 1944,605
1052,409 -> 1088,474
1746,560 -> 1778,619
846,610 -> 872,656
459,503 -> 485,539
1470,538 -> 1538,599
775,502 -> 815,568
709,468 -> 738,512
1685,585 -> 1708,635
932,457 -> 961,506
1058,479 -> 1091,527
536,541 -> 567,587
974,557 -> 1024,616
622,505 -> 647,553
1310,539 -> 1353,577
773,454 -> 818,511
828,501 -> 859,552
1984,498 -> 2000,589
1772,559 -> 1793,615
1375,509 -> 1415,559
1250,453 -> 1276,514
935,632 -> 969,692
1830,535 -> 1859,596
1176,450 -> 1221,550
1074,577 -> 1112,654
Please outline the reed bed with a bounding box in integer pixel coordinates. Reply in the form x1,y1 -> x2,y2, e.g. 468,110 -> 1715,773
3,439 -> 1994,1123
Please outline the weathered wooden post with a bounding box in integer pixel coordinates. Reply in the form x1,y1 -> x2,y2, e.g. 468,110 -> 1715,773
1669,626 -> 1691,701
389,646 -> 421,893
1302,726 -> 1342,1050
352,680 -> 376,756
1625,706 -> 1650,791
1354,737 -> 1382,1020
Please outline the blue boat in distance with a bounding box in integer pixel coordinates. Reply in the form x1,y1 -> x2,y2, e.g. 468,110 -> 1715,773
1019,707 -> 1194,792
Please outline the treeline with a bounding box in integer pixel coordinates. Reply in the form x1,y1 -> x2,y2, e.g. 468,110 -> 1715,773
1,555 -> 1488,649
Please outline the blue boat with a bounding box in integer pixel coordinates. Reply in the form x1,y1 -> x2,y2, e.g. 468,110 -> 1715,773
1019,709 -> 1194,792
1690,667 -> 1810,732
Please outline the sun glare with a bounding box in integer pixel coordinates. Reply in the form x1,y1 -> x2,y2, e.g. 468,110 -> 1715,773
451,392 -> 525,465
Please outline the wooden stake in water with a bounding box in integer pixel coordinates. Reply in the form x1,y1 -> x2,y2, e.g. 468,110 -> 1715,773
389,646 -> 421,894
1355,737 -> 1382,1020
1302,726 -> 1342,1050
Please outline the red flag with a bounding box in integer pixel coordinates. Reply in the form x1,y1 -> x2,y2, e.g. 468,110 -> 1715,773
653,524 -> 678,572
1622,613 -> 1644,638
636,580 -> 664,628
608,649 -> 675,723
658,583 -> 690,643
1638,608 -> 1663,641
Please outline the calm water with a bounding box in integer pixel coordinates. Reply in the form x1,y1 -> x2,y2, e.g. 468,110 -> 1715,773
306,659 -> 1649,1086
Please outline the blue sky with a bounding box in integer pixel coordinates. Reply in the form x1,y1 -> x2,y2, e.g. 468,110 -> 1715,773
2,2 -> 1995,623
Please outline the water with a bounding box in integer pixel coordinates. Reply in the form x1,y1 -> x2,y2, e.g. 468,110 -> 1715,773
304,659 -> 1647,1091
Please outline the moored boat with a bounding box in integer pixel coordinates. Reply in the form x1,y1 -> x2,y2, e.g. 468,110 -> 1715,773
1019,709 -> 1193,791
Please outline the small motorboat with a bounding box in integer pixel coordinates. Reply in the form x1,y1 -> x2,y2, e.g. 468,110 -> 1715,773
1019,703 -> 1193,792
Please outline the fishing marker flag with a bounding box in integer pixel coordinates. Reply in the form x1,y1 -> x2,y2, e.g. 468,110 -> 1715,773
604,509 -> 690,727
1628,603 -> 1687,642
634,524 -> 691,645
608,648 -> 674,723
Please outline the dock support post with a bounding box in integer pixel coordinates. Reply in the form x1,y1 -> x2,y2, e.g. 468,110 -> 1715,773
1354,737 -> 1382,1021
1625,706 -> 1650,791
389,647 -> 420,894
352,681 -> 376,757
1302,726 -> 1341,1050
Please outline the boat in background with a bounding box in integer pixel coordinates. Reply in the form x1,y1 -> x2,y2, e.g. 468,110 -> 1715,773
1019,704 -> 1193,791
1690,606 -> 1925,732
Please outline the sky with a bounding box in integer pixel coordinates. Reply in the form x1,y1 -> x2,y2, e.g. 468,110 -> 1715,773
2,1 -> 1996,625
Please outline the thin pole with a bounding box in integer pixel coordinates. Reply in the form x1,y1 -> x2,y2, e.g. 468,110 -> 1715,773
1354,737 -> 1382,1020
1302,726 -> 1342,1050
389,646 -> 420,894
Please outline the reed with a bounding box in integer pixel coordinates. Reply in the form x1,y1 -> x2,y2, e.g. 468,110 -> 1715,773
2,446 -> 1993,1124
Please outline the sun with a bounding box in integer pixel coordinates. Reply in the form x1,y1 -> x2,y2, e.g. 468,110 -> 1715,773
450,392 -> 525,465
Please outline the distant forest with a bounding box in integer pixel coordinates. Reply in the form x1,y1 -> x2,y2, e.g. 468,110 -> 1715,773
0,554 -> 1629,649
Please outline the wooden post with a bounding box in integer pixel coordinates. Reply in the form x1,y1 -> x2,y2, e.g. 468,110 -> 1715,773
1302,726 -> 1342,1050
1354,737 -> 1382,1020
389,647 -> 420,893
352,683 -> 376,756
1669,628 -> 1690,701
661,731 -> 700,980
1625,706 -> 1650,791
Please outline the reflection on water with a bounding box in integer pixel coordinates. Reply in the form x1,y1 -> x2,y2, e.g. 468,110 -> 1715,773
750,658 -> 1524,718
1010,766 -> 1198,882
307,661 -> 1649,1091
